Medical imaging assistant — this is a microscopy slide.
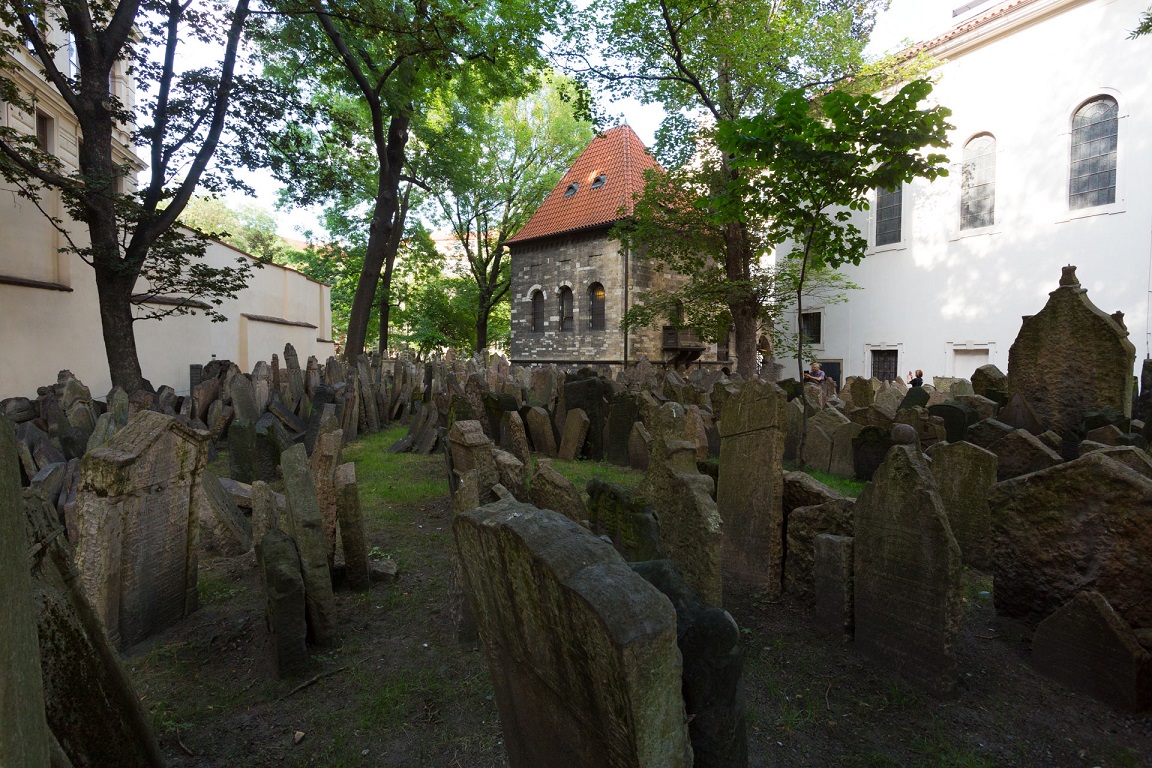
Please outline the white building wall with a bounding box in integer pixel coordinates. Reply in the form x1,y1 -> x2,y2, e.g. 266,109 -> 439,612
785,0 -> 1152,385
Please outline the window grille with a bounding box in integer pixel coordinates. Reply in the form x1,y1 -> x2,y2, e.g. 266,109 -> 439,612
800,312 -> 822,345
875,186 -> 902,245
588,283 -> 606,331
1070,96 -> 1118,209
531,290 -> 545,332
559,287 -> 574,331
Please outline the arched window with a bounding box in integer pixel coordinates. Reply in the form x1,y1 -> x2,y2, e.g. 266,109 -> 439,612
588,283 -> 606,331
961,134 -> 996,230
531,290 -> 545,333
1070,96 -> 1118,210
559,287 -> 574,332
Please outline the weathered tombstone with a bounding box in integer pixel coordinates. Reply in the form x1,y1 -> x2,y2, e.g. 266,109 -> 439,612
990,428 -> 1062,481
228,418 -> 257,483
829,421 -> 865,477
847,377 -> 875,408
454,500 -> 692,768
606,391 -> 643,466
784,499 -> 855,602
558,408 -> 591,461
965,418 -> 1014,450
989,452 -> 1152,628
873,387 -> 903,418
1006,266 -> 1136,434
928,400 -> 977,443
333,463 -> 370,592
280,444 -> 338,647
1030,590 -> 1151,711
499,410 -> 531,466
309,429 -> 344,564
998,393 -> 1045,435
447,420 -> 500,502
1,417 -> 51,768
524,406 -> 557,457
628,422 -> 652,471
250,480 -> 281,546
528,459 -> 586,523
971,364 -> 1008,403
24,486 -> 165,768
198,468 -> 254,555
258,529 -> 310,678
851,425 -> 891,481
813,534 -> 855,636
255,412 -> 292,481
853,445 -> 963,697
897,386 -> 930,412
928,441 -> 997,570
716,380 -> 786,594
492,449 -> 528,501
74,411 -> 207,648
586,479 -> 663,562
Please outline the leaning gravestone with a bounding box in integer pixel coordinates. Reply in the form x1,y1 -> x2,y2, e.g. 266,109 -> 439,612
1006,266 -> 1136,434
586,479 -> 663,562
606,391 -> 643,466
1,417 -> 51,768
258,529 -> 310,678
280,444 -> 338,647
853,445 -> 963,698
558,408 -> 591,461
454,500 -> 692,768
716,379 -> 787,594
989,451 -> 1152,628
1030,590 -> 1151,711
74,411 -> 207,648
929,441 -> 997,570
524,406 -> 557,458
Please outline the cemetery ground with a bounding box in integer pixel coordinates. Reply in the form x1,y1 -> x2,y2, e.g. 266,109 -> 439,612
129,426 -> 1152,768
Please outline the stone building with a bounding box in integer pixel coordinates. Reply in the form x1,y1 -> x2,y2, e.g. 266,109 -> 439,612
508,125 -> 731,370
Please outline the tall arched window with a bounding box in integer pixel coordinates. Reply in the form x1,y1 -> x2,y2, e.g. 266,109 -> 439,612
559,287 -> 574,332
1070,96 -> 1118,210
531,290 -> 545,333
961,134 -> 996,230
588,283 -> 606,331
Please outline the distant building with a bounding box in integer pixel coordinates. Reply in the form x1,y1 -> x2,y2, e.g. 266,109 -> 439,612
508,124 -> 732,369
781,0 -> 1152,388
0,21 -> 334,397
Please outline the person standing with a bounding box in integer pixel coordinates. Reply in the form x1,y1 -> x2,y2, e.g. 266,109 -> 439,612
906,369 -> 924,387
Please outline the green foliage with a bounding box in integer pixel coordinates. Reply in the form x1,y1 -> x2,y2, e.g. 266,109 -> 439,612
176,196 -> 291,264
1132,8 -> 1152,37
541,457 -> 644,493
341,426 -> 449,509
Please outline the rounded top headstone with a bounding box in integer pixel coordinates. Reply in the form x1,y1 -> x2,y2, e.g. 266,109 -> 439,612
891,423 -> 918,446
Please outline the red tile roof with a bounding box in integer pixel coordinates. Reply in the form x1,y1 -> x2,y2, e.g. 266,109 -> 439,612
904,0 -> 1043,57
507,124 -> 661,245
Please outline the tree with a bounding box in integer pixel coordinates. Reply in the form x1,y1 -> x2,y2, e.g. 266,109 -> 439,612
0,0 -> 285,392
1132,8 -> 1152,36
420,75 -> 592,352
260,0 -> 565,363
565,0 -> 889,376
717,79 -> 951,460
177,195 -> 290,263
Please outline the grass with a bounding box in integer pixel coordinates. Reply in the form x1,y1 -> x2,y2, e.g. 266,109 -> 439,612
784,461 -> 867,498
197,572 -> 241,606
342,425 -> 449,512
543,456 -> 644,493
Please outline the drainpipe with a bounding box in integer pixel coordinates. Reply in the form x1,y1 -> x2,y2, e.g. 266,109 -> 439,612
623,242 -> 630,367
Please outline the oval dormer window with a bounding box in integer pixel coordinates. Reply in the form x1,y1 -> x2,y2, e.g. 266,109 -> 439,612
590,174 -> 607,189
563,182 -> 579,198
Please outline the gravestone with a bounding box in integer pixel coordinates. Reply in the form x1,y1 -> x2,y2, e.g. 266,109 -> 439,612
989,452 -> 1152,628
965,418 -> 1014,451
258,529 -> 310,678
897,386 -> 930,412
846,377 -> 875,408
74,411 -> 207,648
928,441 -> 997,570
280,444 -> 338,648
853,446 -> 963,698
454,501 -> 691,768
563,375 -> 612,461
873,387 -> 903,418
447,420 -> 500,503
928,401 -> 977,443
829,421 -> 865,477
814,534 -> 855,636
1006,266 -> 1135,434
309,429 -> 344,564
851,425 -> 892,481
499,411 -> 531,466
628,422 -> 652,471
335,463 -> 370,591
784,499 -> 855,602
990,428 -> 1062,481
586,479 -> 663,562
998,393 -> 1045,435
528,459 -> 587,523
716,380 -> 787,595
524,406 -> 557,458
1,417 -> 51,767
558,408 -> 591,461
1031,590 -> 1151,711
971,364 -> 1008,403
198,468 -> 254,555
606,391 -> 643,466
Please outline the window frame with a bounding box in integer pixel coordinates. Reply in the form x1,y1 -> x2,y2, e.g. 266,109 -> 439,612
588,282 -> 606,331
872,185 -> 904,249
800,310 -> 823,347
530,289 -> 545,333
960,133 -> 996,231
1068,95 -> 1119,211
558,286 -> 574,332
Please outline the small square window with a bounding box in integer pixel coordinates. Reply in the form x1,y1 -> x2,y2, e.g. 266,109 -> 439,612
800,311 -> 822,345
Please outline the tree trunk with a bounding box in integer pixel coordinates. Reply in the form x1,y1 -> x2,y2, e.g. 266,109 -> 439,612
475,300 -> 490,353
377,184 -> 410,356
345,114 -> 409,362
95,264 -> 150,392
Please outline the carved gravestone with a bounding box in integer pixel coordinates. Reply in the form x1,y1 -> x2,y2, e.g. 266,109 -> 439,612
1006,266 -> 1136,434
1,417 -> 51,767
847,377 -> 875,408
198,468 -> 254,556
528,459 -> 586,523
586,479 -> 663,562
628,422 -> 652,471
853,446 -> 963,698
74,411 -> 207,648
280,444 -> 338,648
929,441 -> 997,570
716,379 -> 787,594
563,375 -> 613,461
989,452 -> 1152,628
990,428 -> 1062,481
898,386 -> 930,412
998,393 -> 1045,435
784,499 -> 855,602
558,408 -> 591,461
1031,590 -> 1151,711
309,429 -> 344,564
965,418 -> 1014,450
524,406 -> 557,458
852,425 -> 892,481
814,534 -> 855,636
971,364 -> 1008,403
499,411 -> 531,466
454,501 -> 692,768
928,401 -> 977,443
258,529 -> 309,678
447,420 -> 500,503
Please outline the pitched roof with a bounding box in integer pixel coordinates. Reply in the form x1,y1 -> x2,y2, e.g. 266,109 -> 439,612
904,0 -> 1046,57
507,124 -> 661,245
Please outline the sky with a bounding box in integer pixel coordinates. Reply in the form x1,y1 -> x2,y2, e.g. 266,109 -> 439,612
236,0 -> 975,239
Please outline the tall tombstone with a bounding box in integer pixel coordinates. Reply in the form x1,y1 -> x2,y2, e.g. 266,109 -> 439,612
716,379 -> 787,594
563,375 -> 612,461
928,441 -> 997,570
1,417 -> 51,768
280,444 -> 338,648
309,429 -> 344,564
25,487 -> 164,768
606,391 -> 643,466
335,463 -> 371,592
853,445 -> 963,698
454,500 -> 692,768
74,411 -> 207,648
1007,266 -> 1136,434
258,529 -> 310,678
